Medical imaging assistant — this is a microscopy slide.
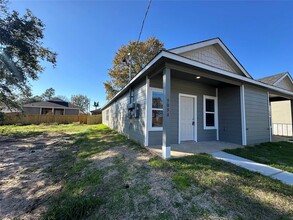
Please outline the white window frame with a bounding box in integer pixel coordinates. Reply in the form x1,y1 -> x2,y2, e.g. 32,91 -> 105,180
148,87 -> 163,131
203,95 -> 218,130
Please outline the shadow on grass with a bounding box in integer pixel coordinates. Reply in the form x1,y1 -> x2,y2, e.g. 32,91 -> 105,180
150,154 -> 293,219
41,124 -> 144,219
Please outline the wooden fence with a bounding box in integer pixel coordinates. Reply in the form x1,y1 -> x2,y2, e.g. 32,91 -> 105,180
2,113 -> 102,125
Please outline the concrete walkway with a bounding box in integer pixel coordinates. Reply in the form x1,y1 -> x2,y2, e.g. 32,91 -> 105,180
211,151 -> 293,186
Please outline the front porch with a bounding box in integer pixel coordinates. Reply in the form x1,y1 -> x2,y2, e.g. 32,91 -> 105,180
147,141 -> 242,158
147,65 -> 245,159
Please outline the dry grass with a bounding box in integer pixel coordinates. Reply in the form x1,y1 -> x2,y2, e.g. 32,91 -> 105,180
1,124 -> 292,220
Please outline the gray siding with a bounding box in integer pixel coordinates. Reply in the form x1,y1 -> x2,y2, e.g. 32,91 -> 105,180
275,77 -> 293,92
148,131 -> 163,146
23,107 -> 40,115
245,84 -> 270,145
218,87 -> 242,144
150,74 -> 163,88
65,109 -> 79,115
148,75 -> 217,145
102,79 -> 146,145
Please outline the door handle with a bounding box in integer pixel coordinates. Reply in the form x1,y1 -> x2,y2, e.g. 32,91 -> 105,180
192,121 -> 195,126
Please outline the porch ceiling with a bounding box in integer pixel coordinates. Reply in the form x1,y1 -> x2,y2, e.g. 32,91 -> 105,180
269,93 -> 292,102
171,69 -> 238,88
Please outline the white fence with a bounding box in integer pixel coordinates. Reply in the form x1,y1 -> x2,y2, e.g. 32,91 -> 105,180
272,123 -> 292,137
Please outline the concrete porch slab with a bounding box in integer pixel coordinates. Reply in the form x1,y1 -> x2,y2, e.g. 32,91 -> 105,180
147,141 -> 242,158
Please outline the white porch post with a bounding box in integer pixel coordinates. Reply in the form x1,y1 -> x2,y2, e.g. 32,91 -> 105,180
267,92 -> 272,142
240,84 -> 247,145
291,99 -> 293,139
162,67 -> 171,159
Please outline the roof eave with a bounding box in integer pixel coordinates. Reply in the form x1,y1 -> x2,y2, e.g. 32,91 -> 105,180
102,50 -> 292,110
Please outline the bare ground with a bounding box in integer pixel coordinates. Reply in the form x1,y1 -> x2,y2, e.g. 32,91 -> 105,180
0,134 -> 217,219
0,134 -> 72,220
1,131 -> 292,219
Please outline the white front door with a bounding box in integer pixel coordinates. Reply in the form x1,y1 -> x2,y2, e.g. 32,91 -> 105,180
180,95 -> 196,141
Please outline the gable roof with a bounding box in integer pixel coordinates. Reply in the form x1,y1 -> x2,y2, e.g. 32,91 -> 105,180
23,100 -> 80,109
49,97 -> 64,102
169,38 -> 253,79
257,72 -> 292,85
102,38 -> 293,110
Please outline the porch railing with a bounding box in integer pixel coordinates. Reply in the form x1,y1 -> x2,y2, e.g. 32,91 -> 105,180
272,123 -> 292,137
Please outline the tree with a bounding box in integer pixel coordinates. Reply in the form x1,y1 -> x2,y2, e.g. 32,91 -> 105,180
56,95 -> 69,102
104,36 -> 164,100
41,88 -> 55,100
0,0 -> 57,109
71,94 -> 90,114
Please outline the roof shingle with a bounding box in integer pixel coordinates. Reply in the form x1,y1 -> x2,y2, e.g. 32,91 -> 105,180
257,72 -> 288,85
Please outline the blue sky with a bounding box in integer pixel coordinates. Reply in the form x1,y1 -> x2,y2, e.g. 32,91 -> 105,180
9,0 -> 293,108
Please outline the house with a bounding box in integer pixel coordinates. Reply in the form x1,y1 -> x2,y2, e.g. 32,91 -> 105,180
101,38 -> 293,159
90,108 -> 102,115
0,104 -> 21,114
23,98 -> 80,115
258,72 -> 293,136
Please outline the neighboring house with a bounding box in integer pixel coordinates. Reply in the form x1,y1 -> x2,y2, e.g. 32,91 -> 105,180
0,104 -> 21,114
258,72 -> 293,136
23,98 -> 80,115
90,108 -> 102,115
101,38 -> 293,159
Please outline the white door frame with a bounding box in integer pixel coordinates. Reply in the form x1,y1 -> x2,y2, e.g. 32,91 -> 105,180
178,93 -> 197,144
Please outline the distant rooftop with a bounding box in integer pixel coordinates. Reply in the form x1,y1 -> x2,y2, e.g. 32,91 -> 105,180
257,72 -> 288,86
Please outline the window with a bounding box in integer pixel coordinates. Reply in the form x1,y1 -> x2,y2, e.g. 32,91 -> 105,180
129,88 -> 134,104
203,95 -> 217,129
106,109 -> 109,121
149,88 -> 163,130
115,102 -> 118,117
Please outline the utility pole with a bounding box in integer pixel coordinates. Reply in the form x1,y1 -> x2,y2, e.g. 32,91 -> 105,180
128,53 -> 132,82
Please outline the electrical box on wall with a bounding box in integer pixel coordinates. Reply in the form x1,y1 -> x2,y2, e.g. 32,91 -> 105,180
127,103 -> 140,118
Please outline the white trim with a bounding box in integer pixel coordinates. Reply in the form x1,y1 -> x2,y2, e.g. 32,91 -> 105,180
178,93 -> 197,144
216,88 -> 219,141
203,95 -> 218,130
240,85 -> 247,145
274,73 -> 293,85
147,87 -> 163,131
169,38 -> 252,78
267,91 -> 272,142
162,146 -> 171,159
102,50 -> 293,110
144,77 -> 149,146
165,51 -> 293,96
39,107 -> 42,115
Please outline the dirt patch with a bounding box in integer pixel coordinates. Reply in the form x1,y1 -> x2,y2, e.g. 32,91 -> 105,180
0,134 -> 73,220
88,145 -> 218,219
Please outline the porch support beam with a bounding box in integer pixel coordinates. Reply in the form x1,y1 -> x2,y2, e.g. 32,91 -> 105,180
291,99 -> 293,139
240,84 -> 247,145
162,67 -> 171,159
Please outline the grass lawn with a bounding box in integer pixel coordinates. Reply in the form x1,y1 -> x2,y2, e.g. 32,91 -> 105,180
1,124 -> 293,219
224,141 -> 293,173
